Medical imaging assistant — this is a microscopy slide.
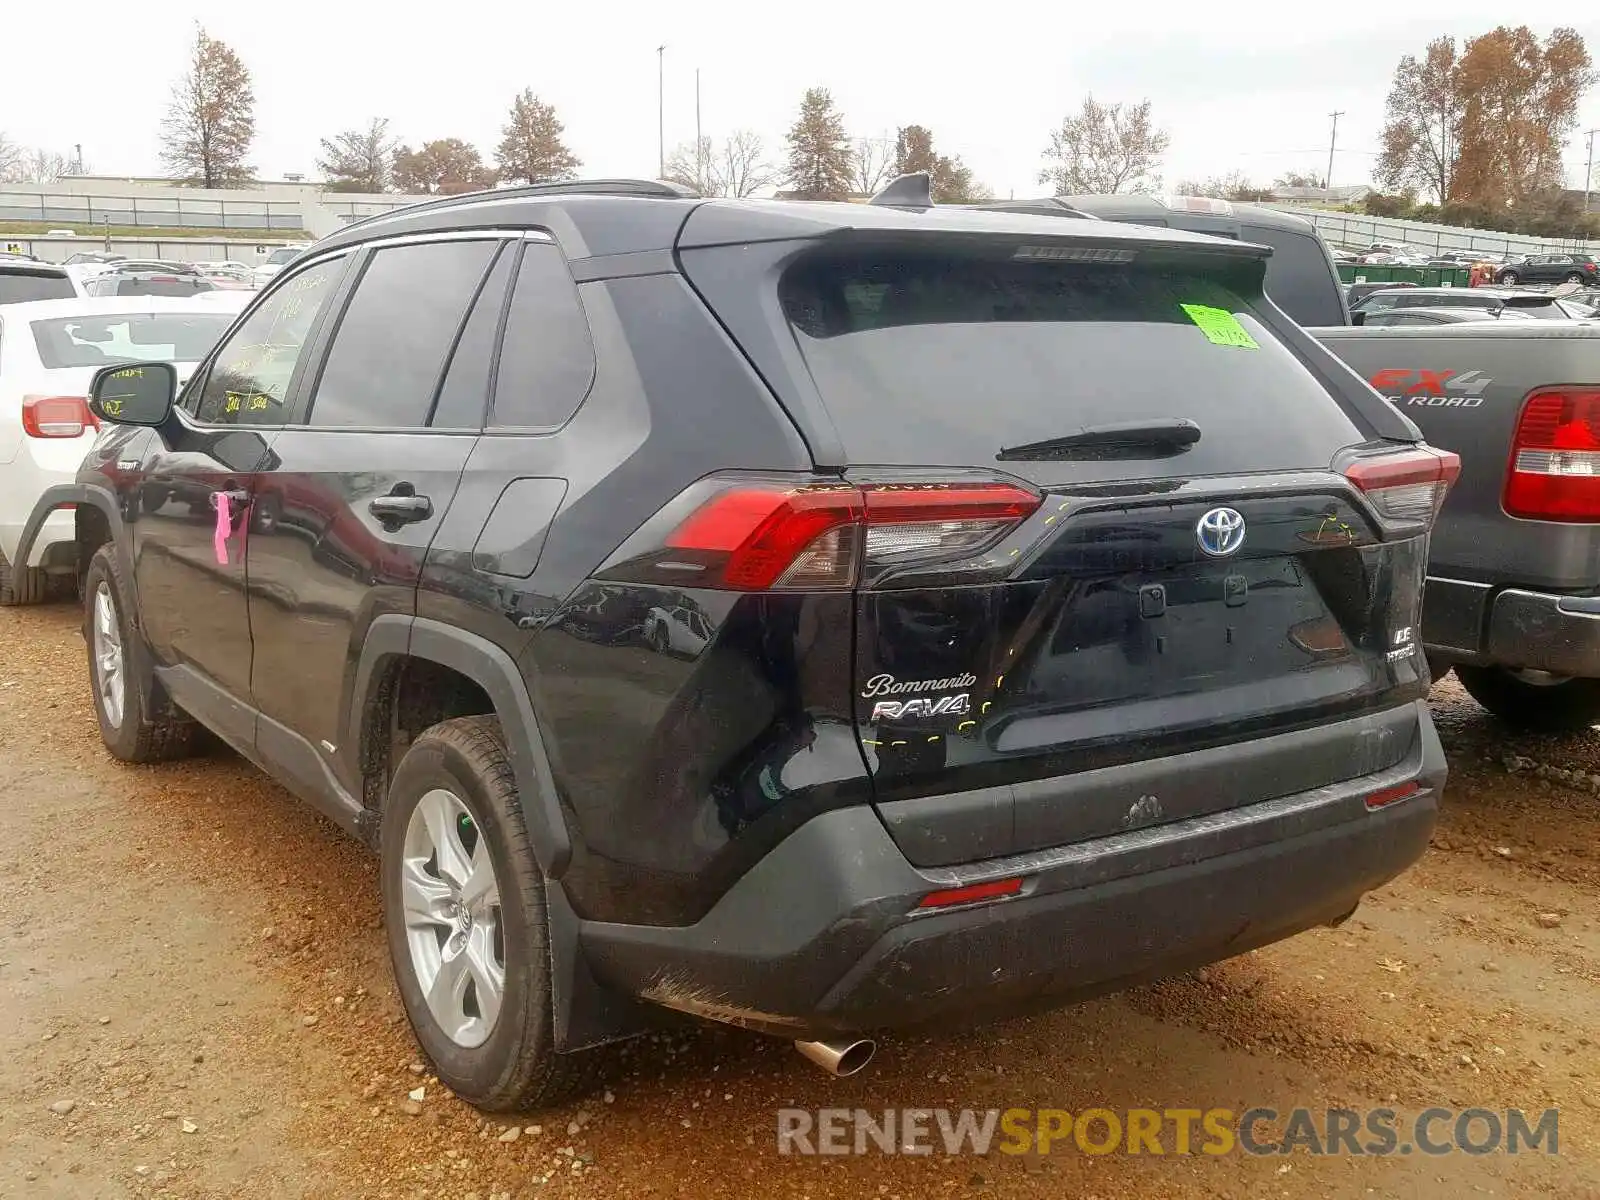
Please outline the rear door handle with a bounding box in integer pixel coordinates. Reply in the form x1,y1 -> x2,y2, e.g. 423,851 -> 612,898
369,494 -> 434,526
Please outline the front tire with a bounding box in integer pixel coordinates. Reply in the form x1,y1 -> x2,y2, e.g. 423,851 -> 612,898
1454,665 -> 1600,732
381,715 -> 598,1111
83,545 -> 202,761
1499,271 -> 1520,285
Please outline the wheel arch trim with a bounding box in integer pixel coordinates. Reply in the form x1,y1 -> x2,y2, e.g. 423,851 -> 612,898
351,615 -> 573,878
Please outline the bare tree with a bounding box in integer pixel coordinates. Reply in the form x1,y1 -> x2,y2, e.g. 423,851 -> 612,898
666,131 -> 776,197
715,130 -> 776,197
317,118 -> 399,193
160,25 -> 256,187
663,137 -> 714,193
0,133 -> 23,182
851,138 -> 893,196
495,89 -> 580,185
1039,96 -> 1169,195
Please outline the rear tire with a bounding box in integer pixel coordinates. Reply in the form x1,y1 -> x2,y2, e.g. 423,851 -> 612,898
1565,272 -> 1585,285
83,545 -> 202,762
0,551 -> 49,606
1454,665 -> 1600,732
381,715 -> 600,1111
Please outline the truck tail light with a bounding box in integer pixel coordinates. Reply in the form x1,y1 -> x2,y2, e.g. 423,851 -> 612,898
603,476 -> 1041,591
22,395 -> 98,438
1505,388 -> 1600,521
1344,445 -> 1461,529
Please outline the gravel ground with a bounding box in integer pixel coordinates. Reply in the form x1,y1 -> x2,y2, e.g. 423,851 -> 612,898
1,601 -> 1597,1199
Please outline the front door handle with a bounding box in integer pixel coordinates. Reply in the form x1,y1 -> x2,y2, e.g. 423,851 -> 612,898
211,488 -> 250,508
369,493 -> 434,527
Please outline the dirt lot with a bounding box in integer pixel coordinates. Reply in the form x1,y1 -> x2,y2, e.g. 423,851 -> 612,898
2,601 -> 1598,1199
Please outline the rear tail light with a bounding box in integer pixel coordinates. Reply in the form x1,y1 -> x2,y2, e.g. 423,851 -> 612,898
1344,445 -> 1460,528
1505,388 -> 1600,521
608,477 -> 1041,591
916,877 -> 1024,909
21,395 -> 97,439
1365,781 -> 1421,811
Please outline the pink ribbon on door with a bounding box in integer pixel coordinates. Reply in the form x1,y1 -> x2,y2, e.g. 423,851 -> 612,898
213,492 -> 232,565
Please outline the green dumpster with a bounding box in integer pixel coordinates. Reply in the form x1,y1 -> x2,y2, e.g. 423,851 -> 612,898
1337,264 -> 1473,288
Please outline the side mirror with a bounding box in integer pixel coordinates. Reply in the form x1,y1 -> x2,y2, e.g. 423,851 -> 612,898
1351,311 -> 1367,326
88,362 -> 176,426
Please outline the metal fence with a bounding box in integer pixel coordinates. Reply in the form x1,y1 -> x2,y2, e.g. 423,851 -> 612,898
1273,206 -> 1600,258
0,189 -> 307,232
1,235 -> 299,264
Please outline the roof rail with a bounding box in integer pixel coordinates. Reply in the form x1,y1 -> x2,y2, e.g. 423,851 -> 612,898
332,178 -> 701,239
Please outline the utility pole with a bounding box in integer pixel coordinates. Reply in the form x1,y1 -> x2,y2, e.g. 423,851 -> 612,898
1326,110 -> 1344,197
695,68 -> 703,194
1586,128 -> 1600,218
657,45 -> 666,179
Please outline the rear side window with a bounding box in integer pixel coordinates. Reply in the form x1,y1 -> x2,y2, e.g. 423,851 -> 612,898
0,271 -> 74,303
308,239 -> 498,428
780,248 -> 1363,478
489,242 -> 595,429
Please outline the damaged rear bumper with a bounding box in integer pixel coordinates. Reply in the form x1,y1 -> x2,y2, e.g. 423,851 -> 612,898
579,700 -> 1445,1039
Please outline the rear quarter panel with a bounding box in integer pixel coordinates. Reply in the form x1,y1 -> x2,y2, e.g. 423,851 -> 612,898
1314,324 -> 1600,591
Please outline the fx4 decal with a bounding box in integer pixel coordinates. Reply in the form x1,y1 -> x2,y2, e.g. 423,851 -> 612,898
1368,368 -> 1492,409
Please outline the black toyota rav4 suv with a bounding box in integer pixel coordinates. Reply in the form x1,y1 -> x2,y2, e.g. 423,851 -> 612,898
22,178 -> 1453,1110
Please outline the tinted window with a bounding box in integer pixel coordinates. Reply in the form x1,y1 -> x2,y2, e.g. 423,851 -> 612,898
432,244 -> 514,429
1360,293 -> 1401,312
193,256 -> 345,426
307,239 -> 497,428
780,248 -> 1362,480
31,312 -> 233,369
489,242 -> 595,428
0,270 -> 74,304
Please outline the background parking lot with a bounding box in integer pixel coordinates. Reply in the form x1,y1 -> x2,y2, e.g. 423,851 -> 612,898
2,603 -> 1597,1199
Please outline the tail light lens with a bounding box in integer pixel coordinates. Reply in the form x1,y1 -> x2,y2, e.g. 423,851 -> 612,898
22,395 -> 98,439
1344,445 -> 1460,529
1505,388 -> 1600,521
607,476 -> 1041,591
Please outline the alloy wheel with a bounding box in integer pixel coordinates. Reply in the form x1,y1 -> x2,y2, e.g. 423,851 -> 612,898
400,788 -> 506,1048
92,582 -> 125,728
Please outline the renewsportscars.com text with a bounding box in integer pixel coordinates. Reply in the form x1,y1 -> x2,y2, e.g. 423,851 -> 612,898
776,1107 -> 1559,1157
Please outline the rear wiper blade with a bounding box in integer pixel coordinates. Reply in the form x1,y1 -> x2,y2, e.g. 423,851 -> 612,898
997,418 -> 1202,462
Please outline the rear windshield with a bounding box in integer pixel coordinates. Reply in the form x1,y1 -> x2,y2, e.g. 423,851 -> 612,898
780,249 -> 1363,478
30,312 -> 233,369
0,270 -> 75,304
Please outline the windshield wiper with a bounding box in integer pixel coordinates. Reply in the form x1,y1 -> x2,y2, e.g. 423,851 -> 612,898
997,418 -> 1202,462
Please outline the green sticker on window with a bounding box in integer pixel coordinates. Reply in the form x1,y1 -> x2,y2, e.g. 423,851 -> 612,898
1180,303 -> 1259,350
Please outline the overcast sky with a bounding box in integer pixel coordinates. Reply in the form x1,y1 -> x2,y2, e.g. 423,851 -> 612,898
3,2 -> 1599,197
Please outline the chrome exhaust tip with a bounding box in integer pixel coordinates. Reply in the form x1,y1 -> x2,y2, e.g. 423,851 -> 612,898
794,1036 -> 876,1077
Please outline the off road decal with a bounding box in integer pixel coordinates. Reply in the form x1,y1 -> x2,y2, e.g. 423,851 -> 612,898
1369,368 -> 1491,409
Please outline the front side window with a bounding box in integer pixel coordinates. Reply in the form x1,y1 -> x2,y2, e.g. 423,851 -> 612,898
192,256 -> 346,426
307,239 -> 499,429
